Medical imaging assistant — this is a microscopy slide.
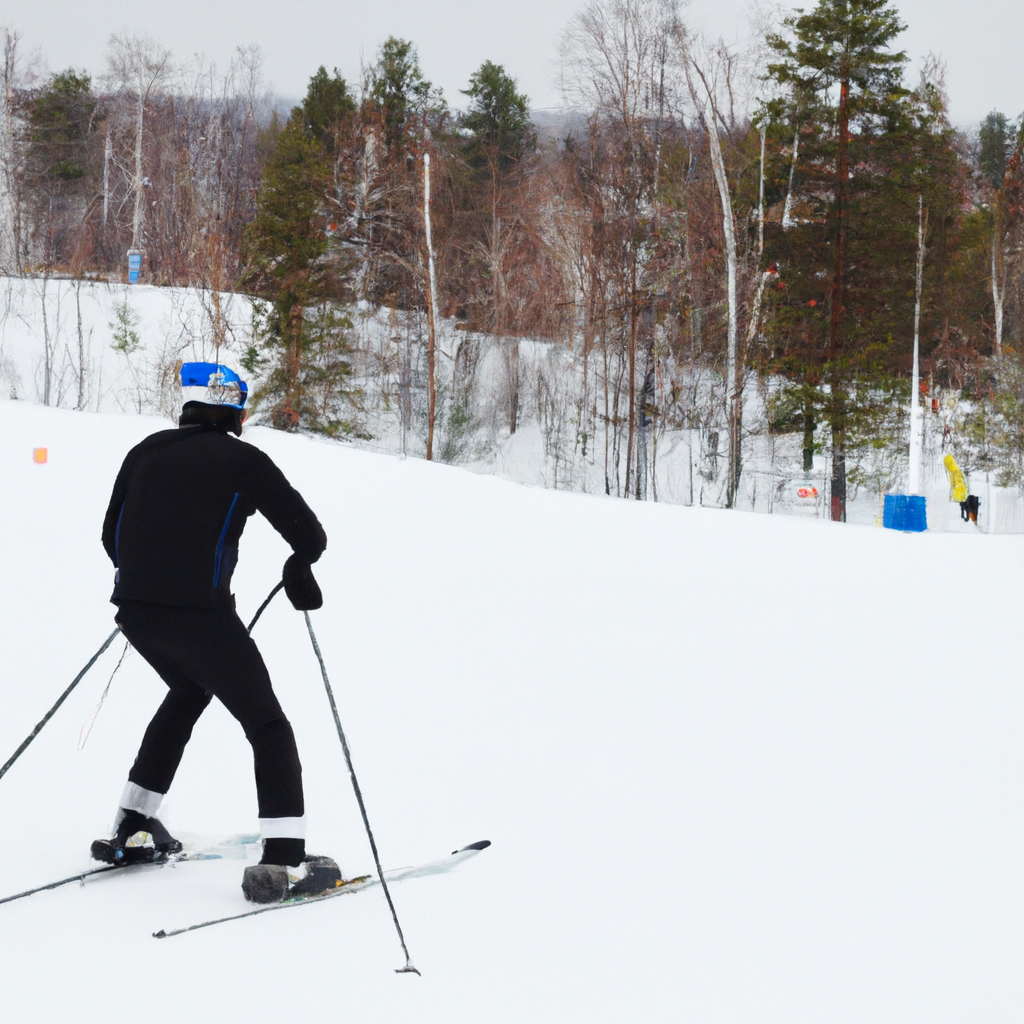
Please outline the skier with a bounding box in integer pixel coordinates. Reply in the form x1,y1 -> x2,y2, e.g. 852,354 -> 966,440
92,362 -> 339,903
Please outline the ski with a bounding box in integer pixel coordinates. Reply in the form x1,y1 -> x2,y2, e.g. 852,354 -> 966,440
153,839 -> 491,939
0,833 -> 259,909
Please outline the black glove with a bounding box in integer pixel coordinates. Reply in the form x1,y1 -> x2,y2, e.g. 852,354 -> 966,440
283,554 -> 323,611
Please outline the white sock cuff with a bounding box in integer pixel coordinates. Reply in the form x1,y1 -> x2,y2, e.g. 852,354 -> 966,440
259,816 -> 307,840
119,781 -> 164,818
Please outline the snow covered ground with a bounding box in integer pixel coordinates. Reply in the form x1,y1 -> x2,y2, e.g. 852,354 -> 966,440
2,274 -> 1014,532
1,397 -> 1023,1022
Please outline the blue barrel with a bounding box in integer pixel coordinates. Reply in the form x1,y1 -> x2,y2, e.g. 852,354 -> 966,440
127,250 -> 142,284
883,494 -> 927,532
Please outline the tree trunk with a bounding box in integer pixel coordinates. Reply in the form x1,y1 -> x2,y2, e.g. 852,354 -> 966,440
991,227 -> 1004,358
102,130 -> 111,247
687,58 -> 741,509
626,255 -> 638,497
132,91 -> 145,248
424,152 -> 438,460
705,114 -> 739,508
41,276 -> 51,406
507,338 -> 520,435
828,77 -> 850,521
602,299 -> 611,495
75,279 -> 86,411
758,124 -> 766,256
284,303 -> 302,429
782,126 -> 799,230
908,196 -> 926,494
830,391 -> 846,522
802,397 -> 816,473
0,32 -> 23,272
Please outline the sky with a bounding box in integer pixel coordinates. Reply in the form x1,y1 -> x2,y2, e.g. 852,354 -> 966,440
4,0 -> 1022,127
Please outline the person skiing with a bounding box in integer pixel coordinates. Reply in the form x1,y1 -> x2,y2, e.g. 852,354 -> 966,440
92,361 -> 338,903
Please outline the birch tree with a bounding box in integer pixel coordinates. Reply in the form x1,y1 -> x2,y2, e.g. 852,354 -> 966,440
105,33 -> 173,253
0,29 -> 30,273
988,137 -> 1023,359
681,38 -> 746,507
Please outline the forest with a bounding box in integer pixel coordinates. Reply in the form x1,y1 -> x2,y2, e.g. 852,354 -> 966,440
1,0 -> 1022,521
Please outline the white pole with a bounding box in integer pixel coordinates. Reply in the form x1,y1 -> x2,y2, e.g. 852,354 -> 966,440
908,195 -> 925,495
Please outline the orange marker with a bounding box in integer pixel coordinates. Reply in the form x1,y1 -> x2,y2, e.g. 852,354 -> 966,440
33,447 -> 48,464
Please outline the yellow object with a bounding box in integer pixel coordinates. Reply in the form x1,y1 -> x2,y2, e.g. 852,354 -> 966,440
33,447 -> 47,464
943,454 -> 968,502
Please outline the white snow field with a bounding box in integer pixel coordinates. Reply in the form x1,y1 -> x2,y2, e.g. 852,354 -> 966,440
1,397 -> 1023,1023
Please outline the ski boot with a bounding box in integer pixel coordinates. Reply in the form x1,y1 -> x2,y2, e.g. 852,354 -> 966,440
242,855 -> 344,904
90,808 -> 184,866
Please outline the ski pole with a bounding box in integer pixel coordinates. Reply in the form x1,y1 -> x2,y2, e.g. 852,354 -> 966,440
0,628 -> 121,784
0,581 -> 286,789
247,580 -> 285,634
303,611 -> 420,976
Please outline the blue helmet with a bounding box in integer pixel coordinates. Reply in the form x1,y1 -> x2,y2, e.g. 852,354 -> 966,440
180,362 -> 248,410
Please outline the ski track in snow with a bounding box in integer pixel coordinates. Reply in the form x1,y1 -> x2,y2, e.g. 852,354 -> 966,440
1,398 -> 1023,1023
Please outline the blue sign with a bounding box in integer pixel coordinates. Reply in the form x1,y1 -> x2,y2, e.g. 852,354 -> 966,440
883,494 -> 927,532
127,250 -> 142,284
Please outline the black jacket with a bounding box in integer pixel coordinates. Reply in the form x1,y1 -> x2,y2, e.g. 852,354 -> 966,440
102,425 -> 326,609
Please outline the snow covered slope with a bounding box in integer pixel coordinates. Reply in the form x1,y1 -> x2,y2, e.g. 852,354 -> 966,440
1,399 -> 1022,1023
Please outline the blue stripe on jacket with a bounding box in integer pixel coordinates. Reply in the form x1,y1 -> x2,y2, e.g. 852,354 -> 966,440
213,492 -> 240,589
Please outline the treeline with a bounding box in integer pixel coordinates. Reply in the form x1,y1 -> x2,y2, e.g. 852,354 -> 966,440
1,0 -> 1023,517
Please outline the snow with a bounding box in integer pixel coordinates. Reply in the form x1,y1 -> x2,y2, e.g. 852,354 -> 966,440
3,273 -> 1013,532
2,395 -> 1023,1022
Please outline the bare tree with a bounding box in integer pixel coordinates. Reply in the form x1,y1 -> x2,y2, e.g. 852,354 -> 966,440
105,33 -> 173,252
680,35 -> 746,507
559,0 -> 675,497
0,28 -> 33,273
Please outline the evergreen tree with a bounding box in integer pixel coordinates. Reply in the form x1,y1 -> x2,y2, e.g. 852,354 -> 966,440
22,69 -> 99,265
242,69 -> 357,434
461,61 -> 534,172
360,38 -> 449,309
371,38 -> 434,154
978,111 -> 1013,190
298,66 -> 355,153
452,61 -> 536,336
766,0 -> 910,521
25,70 -> 95,182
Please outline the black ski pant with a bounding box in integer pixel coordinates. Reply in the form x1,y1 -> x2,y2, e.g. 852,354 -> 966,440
114,601 -> 303,821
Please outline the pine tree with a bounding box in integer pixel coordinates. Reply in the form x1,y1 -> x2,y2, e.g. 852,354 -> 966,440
766,0 -> 910,521
242,69 -> 357,433
21,69 -> 98,266
360,38 -> 449,309
371,38 -> 434,155
978,111 -> 1013,190
298,66 -> 355,152
453,61 -> 535,331
461,61 -> 534,173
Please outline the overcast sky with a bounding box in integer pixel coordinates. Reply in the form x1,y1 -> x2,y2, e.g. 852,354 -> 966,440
6,0 -> 1022,127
